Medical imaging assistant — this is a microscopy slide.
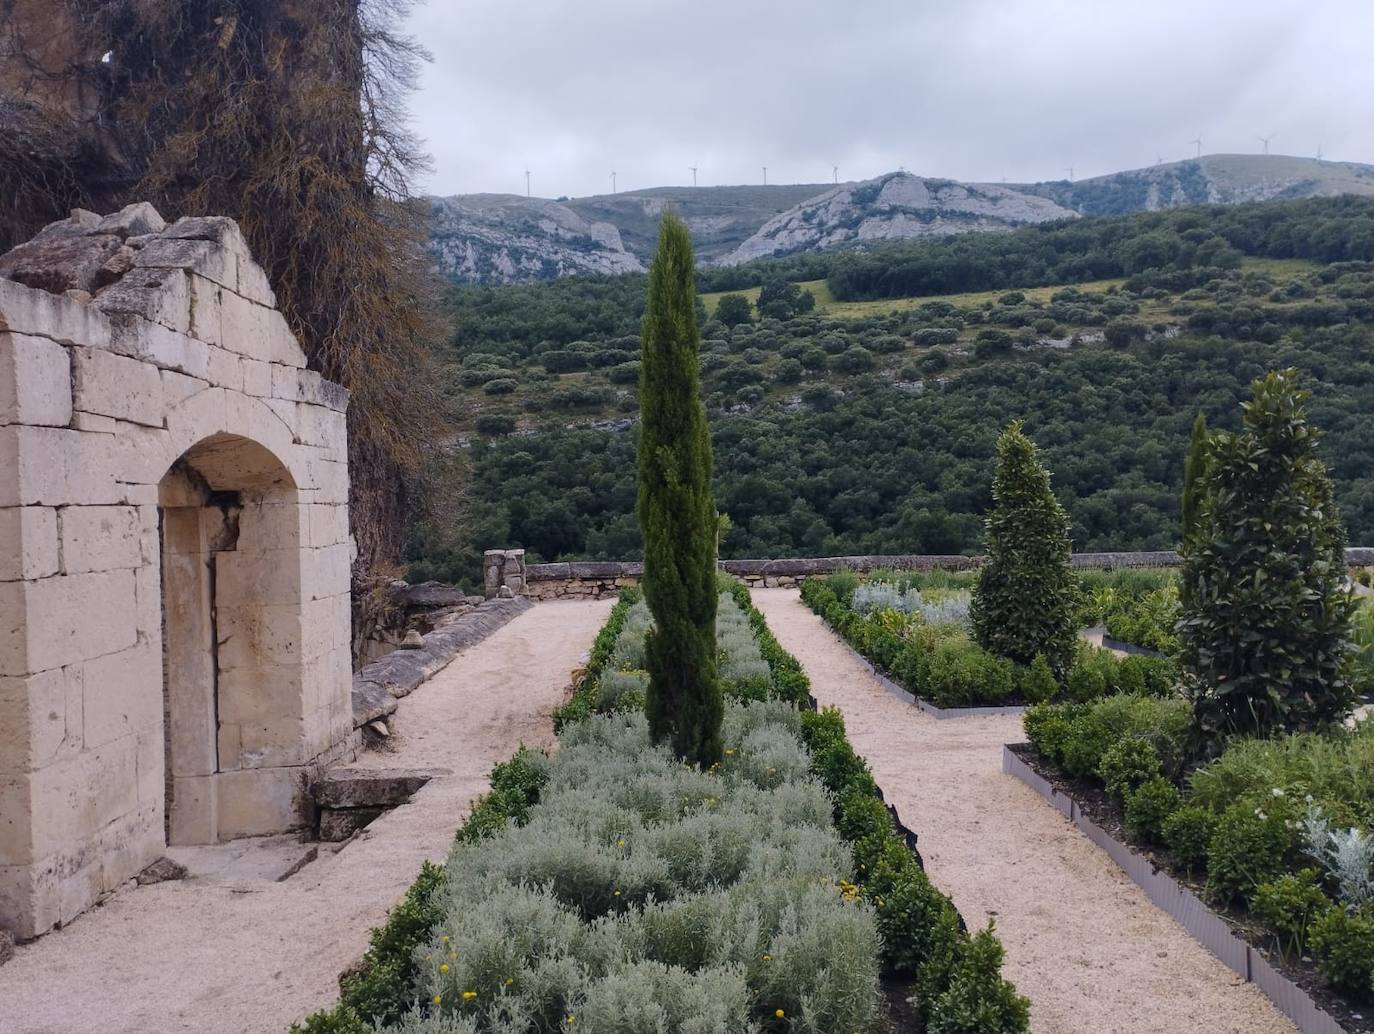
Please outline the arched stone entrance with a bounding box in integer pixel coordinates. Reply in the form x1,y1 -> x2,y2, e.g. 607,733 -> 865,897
0,205 -> 356,939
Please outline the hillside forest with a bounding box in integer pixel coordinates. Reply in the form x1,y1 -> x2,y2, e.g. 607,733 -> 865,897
411,196 -> 1374,587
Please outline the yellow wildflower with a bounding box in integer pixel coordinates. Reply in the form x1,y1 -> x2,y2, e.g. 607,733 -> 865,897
432,995 -> 442,1006
775,1008 -> 785,1019
440,963 -> 449,974
463,990 -> 477,1000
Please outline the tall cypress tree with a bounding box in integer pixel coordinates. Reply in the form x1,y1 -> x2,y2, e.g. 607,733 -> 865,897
637,214 -> 722,767
970,421 -> 1078,673
1180,413 -> 1210,546
1180,370 -> 1356,739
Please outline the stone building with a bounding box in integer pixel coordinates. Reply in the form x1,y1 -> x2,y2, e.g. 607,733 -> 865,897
0,205 -> 356,939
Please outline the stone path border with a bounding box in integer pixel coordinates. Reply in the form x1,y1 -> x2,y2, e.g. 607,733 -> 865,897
1003,745 -> 1350,1034
352,596 -> 533,727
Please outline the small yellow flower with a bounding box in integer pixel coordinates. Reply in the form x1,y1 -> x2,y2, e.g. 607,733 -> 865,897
463,990 -> 477,1000
566,1016 -> 576,1026
616,839 -> 626,848
505,977 -> 514,986
440,963 -> 450,974
724,748 -> 736,756
613,889 -> 621,897
775,1008 -> 785,1019
761,953 -> 772,961
441,935 -> 450,944
433,995 -> 442,1006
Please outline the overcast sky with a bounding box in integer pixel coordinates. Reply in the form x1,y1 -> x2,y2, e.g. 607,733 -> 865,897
403,0 -> 1374,199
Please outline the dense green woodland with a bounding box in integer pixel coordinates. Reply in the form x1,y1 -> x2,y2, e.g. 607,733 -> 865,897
413,198 -> 1374,587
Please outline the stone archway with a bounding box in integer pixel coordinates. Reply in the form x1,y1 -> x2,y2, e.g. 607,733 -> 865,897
0,204 -> 356,939
158,434 -> 307,845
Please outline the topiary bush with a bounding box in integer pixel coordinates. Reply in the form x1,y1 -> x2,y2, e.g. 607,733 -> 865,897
926,924 -> 1032,1034
1162,805 -> 1217,874
970,422 -> 1078,674
1124,777 -> 1182,843
1019,655 -> 1059,705
1253,869 -> 1333,958
1179,370 -> 1358,740
1098,736 -> 1163,803
1311,904 -> 1374,1000
1205,805 -> 1293,906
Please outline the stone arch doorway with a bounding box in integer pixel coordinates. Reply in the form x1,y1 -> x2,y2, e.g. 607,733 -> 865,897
0,204 -> 356,939
158,433 -> 304,845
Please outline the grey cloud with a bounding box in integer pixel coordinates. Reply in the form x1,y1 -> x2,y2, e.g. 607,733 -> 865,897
403,0 -> 1374,197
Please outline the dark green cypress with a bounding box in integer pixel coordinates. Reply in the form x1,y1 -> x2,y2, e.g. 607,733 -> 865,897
637,214 -> 722,767
969,421 -> 1078,674
1180,413 -> 1209,547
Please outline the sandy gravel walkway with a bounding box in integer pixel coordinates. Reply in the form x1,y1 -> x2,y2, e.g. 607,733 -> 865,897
752,588 -> 1297,1034
0,598 -> 612,1034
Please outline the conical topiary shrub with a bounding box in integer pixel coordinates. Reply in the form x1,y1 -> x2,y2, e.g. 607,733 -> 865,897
970,421 -> 1077,674
636,213 -> 722,767
1179,370 -> 1356,739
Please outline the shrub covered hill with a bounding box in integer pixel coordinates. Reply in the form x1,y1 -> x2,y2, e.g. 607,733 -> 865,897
427,154 -> 1374,284
412,194 -> 1374,587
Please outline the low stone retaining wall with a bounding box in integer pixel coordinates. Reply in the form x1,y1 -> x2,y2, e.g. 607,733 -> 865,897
351,596 -> 533,730
511,548 -> 1374,600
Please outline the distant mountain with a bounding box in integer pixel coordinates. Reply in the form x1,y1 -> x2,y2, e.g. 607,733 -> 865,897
427,155 -> 1374,284
716,173 -> 1075,266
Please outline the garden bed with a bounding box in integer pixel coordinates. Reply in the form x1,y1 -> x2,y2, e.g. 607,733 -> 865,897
296,581 -> 1029,1033
1005,743 -> 1361,1034
801,574 -> 1176,714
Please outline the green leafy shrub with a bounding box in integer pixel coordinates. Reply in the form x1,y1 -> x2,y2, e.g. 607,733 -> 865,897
1124,777 -> 1182,843
1098,737 -> 1163,803
970,422 -> 1078,673
1253,869 -> 1333,957
1206,806 -> 1293,906
1019,655 -> 1058,705
1180,370 -> 1358,739
1162,806 -> 1217,873
1022,703 -> 1081,767
926,925 -> 1032,1034
1311,905 -> 1374,1000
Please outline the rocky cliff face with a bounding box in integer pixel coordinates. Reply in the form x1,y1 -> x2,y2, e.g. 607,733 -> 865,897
427,194 -> 644,284
717,173 -> 1077,265
428,156 -> 1374,284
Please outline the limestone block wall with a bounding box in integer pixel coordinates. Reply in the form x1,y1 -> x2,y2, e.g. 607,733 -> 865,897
0,205 -> 355,939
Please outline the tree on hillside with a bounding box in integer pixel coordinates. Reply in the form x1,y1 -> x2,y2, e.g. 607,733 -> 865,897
0,0 -> 441,583
638,214 -> 722,767
715,293 -> 753,328
970,422 -> 1078,673
757,277 -> 815,320
1179,370 -> 1357,740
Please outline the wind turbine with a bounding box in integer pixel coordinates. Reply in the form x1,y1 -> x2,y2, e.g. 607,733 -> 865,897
1063,165 -> 1074,183
1191,136 -> 1203,158
689,165 -> 698,187
1316,144 -> 1324,162
762,165 -> 767,186
610,170 -> 617,194
524,169 -> 531,197
832,164 -> 838,184
1257,133 -> 1275,155
1156,152 -> 1164,166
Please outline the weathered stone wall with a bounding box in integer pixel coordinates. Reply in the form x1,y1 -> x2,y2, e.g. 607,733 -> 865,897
0,205 -> 355,940
523,549 -> 1374,599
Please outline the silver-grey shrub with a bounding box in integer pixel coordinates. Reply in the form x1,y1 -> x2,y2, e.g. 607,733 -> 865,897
392,703 -> 881,1033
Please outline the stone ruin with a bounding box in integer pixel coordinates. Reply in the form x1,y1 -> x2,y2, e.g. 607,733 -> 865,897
0,204 -> 356,939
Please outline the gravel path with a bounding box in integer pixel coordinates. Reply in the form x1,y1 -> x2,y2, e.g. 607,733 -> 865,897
0,598 -> 613,1034
752,588 -> 1298,1034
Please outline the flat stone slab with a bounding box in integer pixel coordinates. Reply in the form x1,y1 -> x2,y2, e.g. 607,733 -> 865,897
166,834 -> 320,885
312,767 -> 447,809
